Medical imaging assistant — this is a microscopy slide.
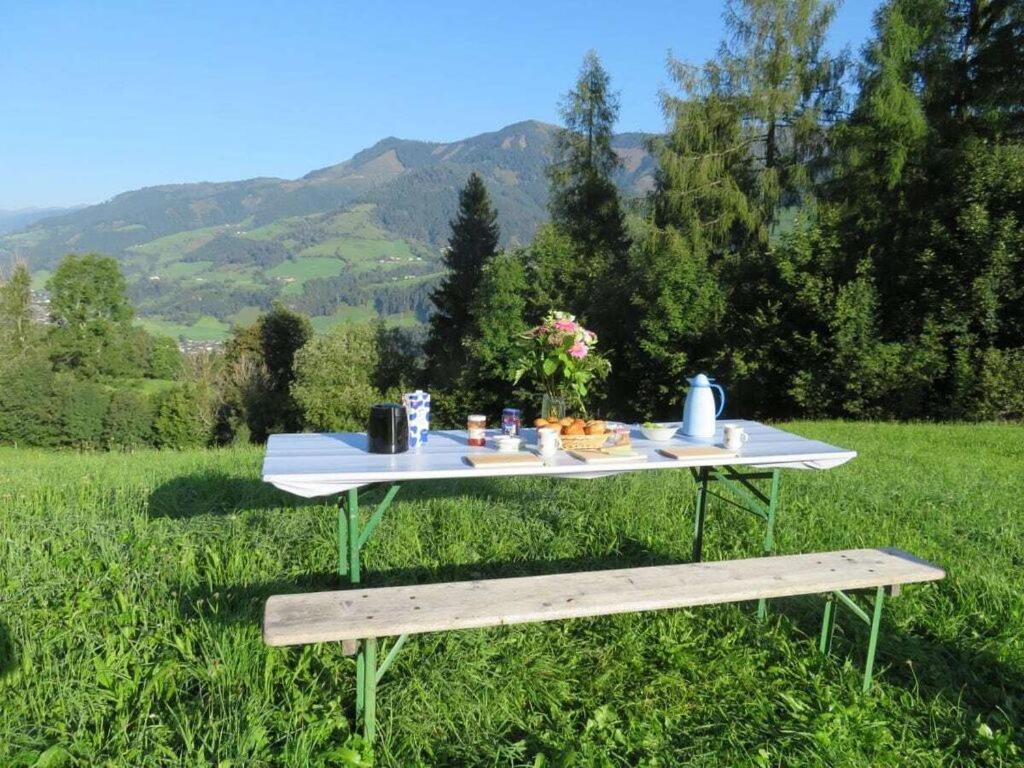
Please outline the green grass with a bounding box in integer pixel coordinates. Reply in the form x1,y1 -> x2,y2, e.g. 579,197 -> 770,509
268,257 -> 348,294
308,304 -> 380,333
228,305 -> 264,328
298,237 -> 415,266
244,205 -> 384,245
128,225 -> 228,263
1,422 -> 1022,766
136,315 -> 231,341
29,268 -> 51,290
159,260 -> 213,279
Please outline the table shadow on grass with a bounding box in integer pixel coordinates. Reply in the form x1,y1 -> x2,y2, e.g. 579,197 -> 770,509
0,620 -> 16,679
146,473 -> 603,521
769,594 -> 1024,751
177,538 -> 680,625
147,473 -> 326,519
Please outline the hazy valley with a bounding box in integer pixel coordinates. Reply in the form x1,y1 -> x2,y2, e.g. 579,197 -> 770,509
2,121 -> 654,341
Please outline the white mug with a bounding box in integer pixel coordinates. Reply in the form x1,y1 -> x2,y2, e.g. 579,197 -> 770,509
723,424 -> 749,450
537,427 -> 561,456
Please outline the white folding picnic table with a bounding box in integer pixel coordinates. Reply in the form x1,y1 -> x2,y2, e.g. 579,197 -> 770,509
262,420 -> 856,605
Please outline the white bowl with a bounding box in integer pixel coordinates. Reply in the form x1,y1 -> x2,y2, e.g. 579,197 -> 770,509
493,435 -> 522,453
638,425 -> 678,442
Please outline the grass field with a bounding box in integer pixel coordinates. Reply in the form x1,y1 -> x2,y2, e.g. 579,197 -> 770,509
136,315 -> 231,341
267,258 -> 348,295
1,423 -> 1022,766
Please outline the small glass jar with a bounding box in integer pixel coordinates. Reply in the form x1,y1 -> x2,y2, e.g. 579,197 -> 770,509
501,408 -> 522,437
609,422 -> 631,447
467,414 -> 487,446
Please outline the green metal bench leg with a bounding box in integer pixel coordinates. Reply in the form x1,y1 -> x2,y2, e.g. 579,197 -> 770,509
863,586 -> 885,693
355,644 -> 365,717
819,593 -> 837,654
362,637 -> 378,742
692,467 -> 709,563
757,470 -> 781,621
822,587 -> 888,692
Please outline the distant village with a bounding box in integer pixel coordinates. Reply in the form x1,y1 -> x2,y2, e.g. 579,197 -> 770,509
30,289 -> 224,355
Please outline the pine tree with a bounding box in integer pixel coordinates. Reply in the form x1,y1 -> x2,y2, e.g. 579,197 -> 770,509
547,51 -> 633,410
548,51 -> 630,276
463,250 -> 530,415
656,0 -> 845,245
424,172 -> 500,388
653,72 -> 759,252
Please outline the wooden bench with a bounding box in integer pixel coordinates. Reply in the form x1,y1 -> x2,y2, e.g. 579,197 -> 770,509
264,548 -> 944,743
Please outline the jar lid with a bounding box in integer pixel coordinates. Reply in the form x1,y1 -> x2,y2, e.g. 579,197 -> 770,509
502,408 -> 522,415
468,414 -> 486,420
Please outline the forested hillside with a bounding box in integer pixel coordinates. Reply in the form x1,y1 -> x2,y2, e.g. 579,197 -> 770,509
0,121 -> 654,340
0,206 -> 80,235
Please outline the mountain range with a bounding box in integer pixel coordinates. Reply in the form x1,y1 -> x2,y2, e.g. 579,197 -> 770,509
0,120 -> 655,340
0,206 -> 82,235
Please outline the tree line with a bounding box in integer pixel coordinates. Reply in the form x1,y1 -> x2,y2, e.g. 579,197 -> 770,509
423,0 -> 1024,423
1,0 -> 1021,453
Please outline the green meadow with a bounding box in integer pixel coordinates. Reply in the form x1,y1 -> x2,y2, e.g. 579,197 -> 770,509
2,422 -> 1022,766
136,315 -> 231,342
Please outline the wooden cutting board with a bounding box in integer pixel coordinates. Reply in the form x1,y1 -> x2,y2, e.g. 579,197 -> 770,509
658,446 -> 738,461
464,452 -> 544,468
567,449 -> 648,463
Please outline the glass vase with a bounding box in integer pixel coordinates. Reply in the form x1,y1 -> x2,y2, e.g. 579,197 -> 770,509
540,393 -> 567,421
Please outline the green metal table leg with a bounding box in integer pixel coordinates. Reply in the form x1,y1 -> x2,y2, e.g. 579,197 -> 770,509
338,501 -> 349,578
347,487 -> 361,584
863,586 -> 885,693
757,469 -> 782,621
337,486 -> 403,742
362,637 -> 378,742
819,593 -> 837,654
341,484 -> 401,586
692,467 -> 709,563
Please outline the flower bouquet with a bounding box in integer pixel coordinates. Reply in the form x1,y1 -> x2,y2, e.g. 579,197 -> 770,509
513,311 -> 610,418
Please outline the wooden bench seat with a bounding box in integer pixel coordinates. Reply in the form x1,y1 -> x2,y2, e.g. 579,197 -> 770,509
264,548 -> 942,646
264,548 -> 944,742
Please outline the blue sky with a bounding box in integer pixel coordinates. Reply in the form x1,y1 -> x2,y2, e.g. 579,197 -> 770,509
0,1 -> 880,209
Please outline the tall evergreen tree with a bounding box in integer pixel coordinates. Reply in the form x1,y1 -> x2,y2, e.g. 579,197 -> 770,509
548,51 -> 630,278
635,0 -> 845,418
463,250 -> 530,415
548,51 -> 633,410
825,0 -> 1024,417
424,172 -> 499,388
656,0 -> 845,245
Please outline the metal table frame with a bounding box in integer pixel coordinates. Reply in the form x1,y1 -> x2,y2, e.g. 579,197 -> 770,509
339,463 -> 785,740
262,423 -> 862,742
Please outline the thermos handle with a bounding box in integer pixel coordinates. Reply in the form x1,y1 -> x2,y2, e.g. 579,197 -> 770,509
712,384 -> 725,418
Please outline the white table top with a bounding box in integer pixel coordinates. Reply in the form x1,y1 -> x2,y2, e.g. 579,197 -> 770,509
262,420 -> 856,498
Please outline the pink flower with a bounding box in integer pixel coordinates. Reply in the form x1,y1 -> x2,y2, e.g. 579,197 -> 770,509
568,342 -> 589,359
554,319 -> 577,333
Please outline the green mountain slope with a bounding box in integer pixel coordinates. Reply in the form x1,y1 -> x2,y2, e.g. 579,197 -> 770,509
0,121 -> 655,340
